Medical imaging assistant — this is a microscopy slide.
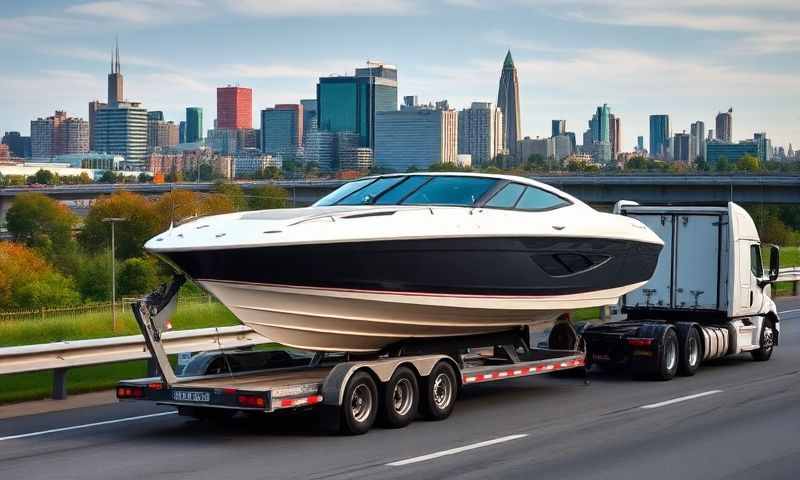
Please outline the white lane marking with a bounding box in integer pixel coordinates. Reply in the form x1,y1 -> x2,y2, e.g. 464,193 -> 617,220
640,390 -> 722,410
779,308 -> 800,314
0,411 -> 178,442
386,434 -> 528,467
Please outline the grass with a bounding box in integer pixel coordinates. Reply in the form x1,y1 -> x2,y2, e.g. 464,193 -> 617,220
0,301 -> 239,348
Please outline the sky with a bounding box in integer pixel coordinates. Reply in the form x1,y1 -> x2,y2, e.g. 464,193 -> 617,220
1,0 -> 799,150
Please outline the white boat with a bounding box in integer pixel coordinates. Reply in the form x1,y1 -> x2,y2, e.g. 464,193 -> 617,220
146,173 -> 663,352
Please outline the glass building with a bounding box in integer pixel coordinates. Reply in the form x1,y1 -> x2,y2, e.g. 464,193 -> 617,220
317,62 -> 398,148
649,114 -> 670,160
185,107 -> 203,143
260,104 -> 302,159
706,140 -> 758,164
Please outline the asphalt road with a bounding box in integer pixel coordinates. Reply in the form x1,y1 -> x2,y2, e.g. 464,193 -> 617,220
2,298 -> 799,480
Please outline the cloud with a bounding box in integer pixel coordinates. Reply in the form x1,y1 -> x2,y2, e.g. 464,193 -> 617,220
66,0 -> 207,25
222,0 -> 419,16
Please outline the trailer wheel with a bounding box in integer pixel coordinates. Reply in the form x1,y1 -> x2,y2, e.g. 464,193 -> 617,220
380,366 -> 419,428
678,327 -> 701,376
751,319 -> 775,362
340,371 -> 378,435
422,361 -> 457,421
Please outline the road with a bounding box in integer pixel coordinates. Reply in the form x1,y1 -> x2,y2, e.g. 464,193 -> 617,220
1,298 -> 799,480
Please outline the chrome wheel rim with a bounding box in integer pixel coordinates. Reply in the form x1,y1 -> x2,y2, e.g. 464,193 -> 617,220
665,339 -> 677,371
392,378 -> 413,416
432,373 -> 453,410
350,384 -> 372,423
763,326 -> 774,350
687,336 -> 699,367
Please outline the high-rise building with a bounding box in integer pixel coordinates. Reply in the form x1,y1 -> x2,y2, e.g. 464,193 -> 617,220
217,86 -> 253,129
458,102 -> 504,165
609,114 -> 621,156
374,106 -> 458,172
753,132 -> 772,162
88,100 -> 107,151
31,111 -> 89,160
715,108 -> 733,142
317,61 -> 398,148
590,104 -> 610,143
649,114 -> 670,159
179,121 -> 186,144
673,132 -> 690,161
304,129 -> 337,172
497,50 -> 521,155
0,144 -> 9,161
565,132 -> 576,152
637,136 -> 644,152
108,39 -> 123,106
147,111 -> 164,122
185,107 -> 203,143
94,102 -> 148,166
706,140 -> 758,164
300,99 -> 317,140
689,121 -> 705,162
707,129 -> 714,141
551,120 -> 566,138
148,121 -> 179,151
2,131 -> 32,158
260,104 -> 303,159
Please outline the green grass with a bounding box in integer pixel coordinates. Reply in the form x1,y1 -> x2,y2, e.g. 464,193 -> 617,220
0,301 -> 239,348
779,246 -> 799,267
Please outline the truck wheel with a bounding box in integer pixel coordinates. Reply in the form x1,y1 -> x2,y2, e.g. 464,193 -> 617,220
678,328 -> 701,376
340,371 -> 378,435
656,329 -> 679,381
421,361 -> 457,421
751,319 -> 775,362
380,366 -> 419,428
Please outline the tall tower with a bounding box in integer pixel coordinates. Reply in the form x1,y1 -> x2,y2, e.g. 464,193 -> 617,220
108,38 -> 123,106
715,108 -> 733,142
497,50 -> 521,156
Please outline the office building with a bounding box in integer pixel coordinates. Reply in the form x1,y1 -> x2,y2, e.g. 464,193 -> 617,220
148,120 -> 179,151
591,104 -> 611,144
673,131 -> 690,161
261,104 -> 303,159
753,133 -> 772,162
715,108 -> 733,142
147,111 -> 164,122
2,132 -> 31,158
179,121 -> 186,144
516,137 -> 549,162
458,102 -> 504,166
304,129 -> 337,172
54,152 -> 124,170
689,121 -> 705,162
374,107 -> 458,172
300,99 -> 317,139
497,50 -> 521,155
93,102 -> 148,167
565,132 -> 576,152
233,152 -> 280,178
637,136 -> 644,152
649,114 -> 670,160
706,140 -> 758,164
217,86 -> 253,129
317,61 -> 398,148
609,114 -> 621,156
185,107 -> 203,143
31,111 -> 89,160
584,141 -> 612,164
108,40 -> 123,106
552,120 -> 566,138
0,144 -> 9,161
88,100 -> 107,151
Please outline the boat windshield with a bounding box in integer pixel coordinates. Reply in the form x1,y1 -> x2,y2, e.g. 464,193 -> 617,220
314,175 -> 500,207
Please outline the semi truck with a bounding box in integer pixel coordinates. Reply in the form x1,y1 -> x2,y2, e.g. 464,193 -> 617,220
117,202 -> 779,434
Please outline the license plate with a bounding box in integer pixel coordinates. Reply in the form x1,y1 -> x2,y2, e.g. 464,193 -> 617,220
172,390 -> 210,403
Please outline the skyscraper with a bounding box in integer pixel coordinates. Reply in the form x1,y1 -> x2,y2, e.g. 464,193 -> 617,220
497,50 -> 521,155
637,136 -> 644,152
374,106 -> 458,172
2,131 -> 31,158
592,104 -> 610,143
31,111 -> 89,160
317,61 -> 398,148
88,100 -> 106,151
458,102 -> 504,165
94,102 -> 148,166
108,39 -> 123,106
673,132 -> 690,161
261,104 -> 303,158
715,108 -> 733,142
179,121 -> 186,144
300,99 -> 317,139
217,86 -> 253,129
649,114 -> 670,159
609,114 -> 621,155
689,121 -> 705,162
551,120 -> 566,138
185,107 -> 203,143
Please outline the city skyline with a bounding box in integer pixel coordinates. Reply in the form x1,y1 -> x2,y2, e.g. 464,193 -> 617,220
1,1 -> 799,149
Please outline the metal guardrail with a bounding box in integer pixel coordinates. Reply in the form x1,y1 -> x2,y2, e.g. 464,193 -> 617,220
0,325 -> 269,400
778,267 -> 800,295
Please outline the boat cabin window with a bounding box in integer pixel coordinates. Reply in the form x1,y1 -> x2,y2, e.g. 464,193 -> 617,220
336,176 -> 405,205
514,186 -> 570,211
314,178 -> 375,206
485,183 -> 525,208
374,175 -> 431,204
402,176 -> 498,206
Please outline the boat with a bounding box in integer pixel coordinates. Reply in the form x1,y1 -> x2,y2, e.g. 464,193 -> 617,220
145,172 -> 664,352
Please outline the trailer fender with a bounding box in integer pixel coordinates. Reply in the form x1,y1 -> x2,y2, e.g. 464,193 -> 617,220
321,355 -> 451,406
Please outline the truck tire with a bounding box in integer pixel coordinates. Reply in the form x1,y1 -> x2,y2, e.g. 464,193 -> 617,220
380,366 -> 419,428
631,326 -> 678,381
655,328 -> 679,380
421,361 -> 457,421
340,371 -> 378,435
678,327 -> 701,376
751,319 -> 775,362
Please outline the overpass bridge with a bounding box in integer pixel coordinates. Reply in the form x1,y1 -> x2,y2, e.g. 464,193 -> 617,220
1,174 -> 799,222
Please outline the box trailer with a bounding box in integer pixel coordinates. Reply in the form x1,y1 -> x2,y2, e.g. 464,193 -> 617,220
582,201 -> 781,380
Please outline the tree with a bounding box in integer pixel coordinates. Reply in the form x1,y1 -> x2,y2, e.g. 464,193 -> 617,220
75,253 -> 112,302
153,190 -> 201,230
737,154 -> 761,172
214,180 -> 247,211
29,169 -> 56,185
117,257 -> 159,297
138,172 -> 153,183
715,156 -> 732,172
525,154 -> 548,171
98,170 -> 117,184
79,192 -> 160,260
0,241 -> 80,308
199,193 -> 236,216
5,192 -> 78,261
248,185 -> 290,210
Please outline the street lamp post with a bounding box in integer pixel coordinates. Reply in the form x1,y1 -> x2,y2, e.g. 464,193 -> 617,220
103,217 -> 126,332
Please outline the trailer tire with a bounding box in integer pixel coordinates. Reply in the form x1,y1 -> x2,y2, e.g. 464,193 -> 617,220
340,371 -> 378,435
678,327 -> 701,376
751,318 -> 775,362
380,366 -> 419,428
421,361 -> 458,421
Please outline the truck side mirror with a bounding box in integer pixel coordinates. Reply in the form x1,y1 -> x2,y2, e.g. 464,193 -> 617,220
768,245 -> 780,282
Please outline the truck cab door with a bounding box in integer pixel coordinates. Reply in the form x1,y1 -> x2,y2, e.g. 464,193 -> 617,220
729,202 -> 765,316
748,243 -> 766,313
